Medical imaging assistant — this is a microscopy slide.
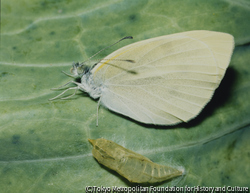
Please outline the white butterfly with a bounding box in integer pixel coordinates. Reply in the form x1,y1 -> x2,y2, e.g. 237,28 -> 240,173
50,30 -> 234,126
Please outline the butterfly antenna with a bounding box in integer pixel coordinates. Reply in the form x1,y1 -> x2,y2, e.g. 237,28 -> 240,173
82,36 -> 133,64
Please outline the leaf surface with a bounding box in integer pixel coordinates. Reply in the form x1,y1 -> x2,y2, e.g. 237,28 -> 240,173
1,0 -> 250,192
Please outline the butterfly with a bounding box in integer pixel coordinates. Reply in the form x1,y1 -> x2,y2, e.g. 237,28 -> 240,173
50,31 -> 234,126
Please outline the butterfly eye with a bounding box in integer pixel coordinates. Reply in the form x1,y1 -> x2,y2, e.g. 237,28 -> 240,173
70,62 -> 88,77
76,65 -> 84,75
70,62 -> 79,76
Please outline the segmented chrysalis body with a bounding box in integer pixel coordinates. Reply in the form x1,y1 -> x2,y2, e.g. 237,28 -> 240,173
88,138 -> 183,183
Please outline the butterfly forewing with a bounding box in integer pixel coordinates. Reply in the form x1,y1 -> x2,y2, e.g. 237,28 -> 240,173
91,30 -> 234,125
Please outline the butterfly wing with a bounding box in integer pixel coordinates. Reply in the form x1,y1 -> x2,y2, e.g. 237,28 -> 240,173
91,30 -> 234,125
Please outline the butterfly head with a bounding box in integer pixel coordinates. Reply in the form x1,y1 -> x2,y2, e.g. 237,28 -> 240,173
70,62 -> 90,78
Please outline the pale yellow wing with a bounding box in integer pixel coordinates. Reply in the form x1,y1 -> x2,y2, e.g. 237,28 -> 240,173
92,31 -> 234,125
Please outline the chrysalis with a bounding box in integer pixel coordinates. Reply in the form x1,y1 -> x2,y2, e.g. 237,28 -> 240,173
51,31 -> 234,126
88,138 -> 183,183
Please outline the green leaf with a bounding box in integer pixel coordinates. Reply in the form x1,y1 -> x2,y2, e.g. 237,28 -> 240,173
1,0 -> 250,192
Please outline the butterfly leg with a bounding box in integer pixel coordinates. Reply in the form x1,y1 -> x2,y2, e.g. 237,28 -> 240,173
49,86 -> 79,100
60,87 -> 78,99
51,80 -> 79,90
